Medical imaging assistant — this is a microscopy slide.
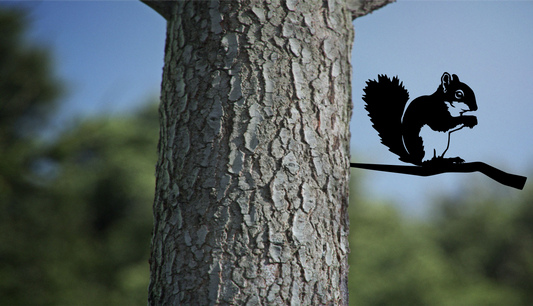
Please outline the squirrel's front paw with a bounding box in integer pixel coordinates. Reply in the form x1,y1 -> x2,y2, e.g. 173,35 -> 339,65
463,115 -> 477,128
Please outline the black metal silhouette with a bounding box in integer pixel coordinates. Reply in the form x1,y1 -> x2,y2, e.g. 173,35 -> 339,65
351,72 -> 527,190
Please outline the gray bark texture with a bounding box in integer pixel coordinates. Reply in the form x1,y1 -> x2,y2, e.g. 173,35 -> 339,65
145,0 -> 392,305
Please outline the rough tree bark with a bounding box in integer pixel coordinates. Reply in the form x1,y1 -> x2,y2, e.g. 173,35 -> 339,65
142,0 -> 393,305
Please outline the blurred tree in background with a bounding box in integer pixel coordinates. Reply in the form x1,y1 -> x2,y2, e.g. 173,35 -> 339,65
348,177 -> 533,306
0,104 -> 159,305
0,6 -> 157,305
2,5 -> 533,306
0,7 -> 61,211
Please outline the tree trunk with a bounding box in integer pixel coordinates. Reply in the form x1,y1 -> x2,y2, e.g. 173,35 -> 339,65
145,0 -> 390,305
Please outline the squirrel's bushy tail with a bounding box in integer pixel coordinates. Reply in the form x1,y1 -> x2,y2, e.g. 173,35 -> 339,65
363,75 -> 413,164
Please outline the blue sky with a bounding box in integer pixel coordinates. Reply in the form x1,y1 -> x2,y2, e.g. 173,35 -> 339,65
4,1 -> 532,215
8,1 -> 167,125
352,1 -> 533,214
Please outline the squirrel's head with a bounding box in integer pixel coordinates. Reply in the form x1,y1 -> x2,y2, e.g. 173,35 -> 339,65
441,72 -> 478,116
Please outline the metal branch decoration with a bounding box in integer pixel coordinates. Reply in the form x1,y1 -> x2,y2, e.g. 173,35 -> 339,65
351,72 -> 527,190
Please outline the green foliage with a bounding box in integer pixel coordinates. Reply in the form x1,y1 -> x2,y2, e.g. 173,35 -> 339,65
348,176 -> 533,306
0,6 -> 158,304
348,180 -> 456,306
0,105 -> 159,305
0,7 -> 62,144
0,6 -> 62,204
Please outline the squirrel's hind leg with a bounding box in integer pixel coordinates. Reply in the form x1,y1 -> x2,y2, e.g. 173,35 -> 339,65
419,125 -> 449,162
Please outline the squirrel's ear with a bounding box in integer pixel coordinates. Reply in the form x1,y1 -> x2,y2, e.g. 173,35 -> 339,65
441,72 -> 451,93
452,74 -> 460,82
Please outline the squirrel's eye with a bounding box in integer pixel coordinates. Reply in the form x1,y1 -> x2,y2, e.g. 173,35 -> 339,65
455,90 -> 464,99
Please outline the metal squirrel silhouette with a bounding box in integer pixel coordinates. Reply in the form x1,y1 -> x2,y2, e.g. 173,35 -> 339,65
365,72 -> 477,165
351,72 -> 527,190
